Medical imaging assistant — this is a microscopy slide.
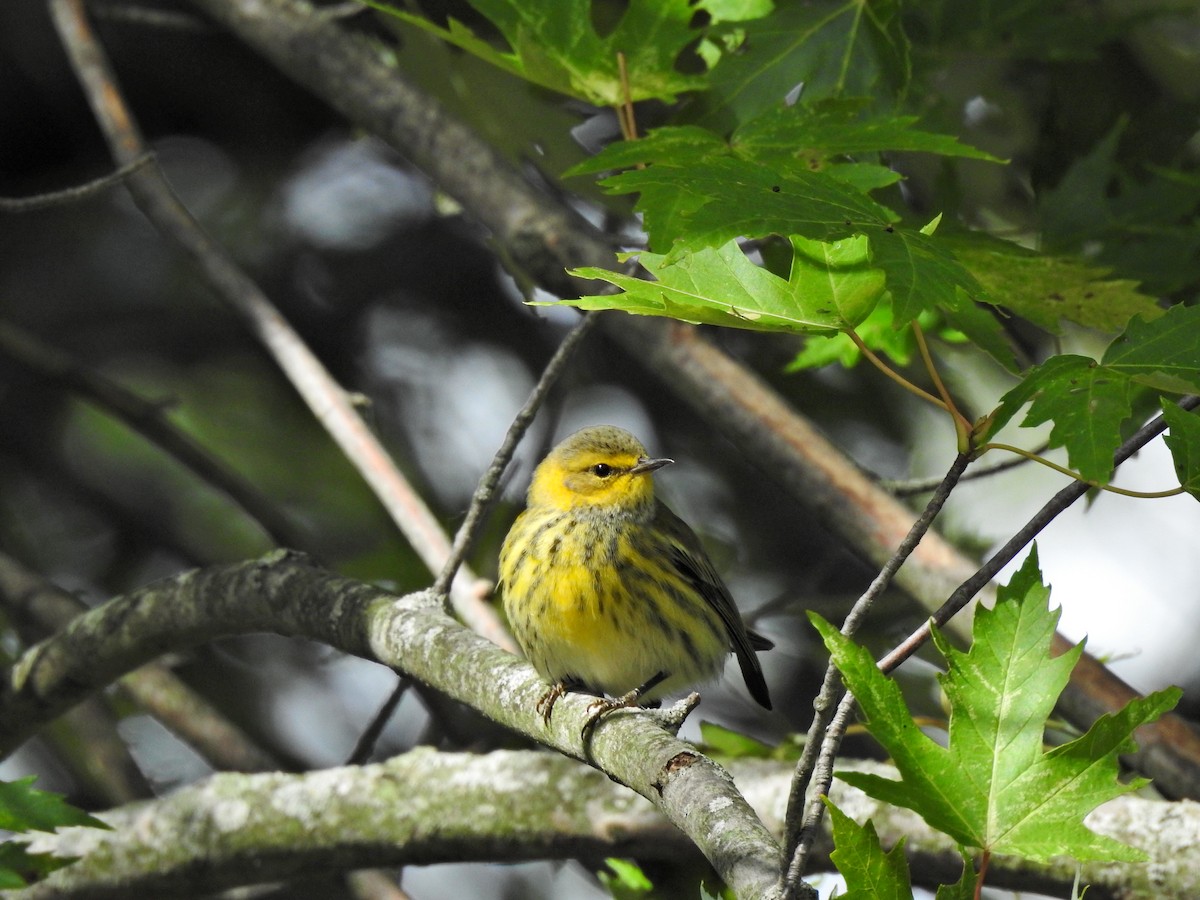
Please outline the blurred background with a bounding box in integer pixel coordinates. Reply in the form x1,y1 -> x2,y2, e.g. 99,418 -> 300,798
2,1 -> 1200,897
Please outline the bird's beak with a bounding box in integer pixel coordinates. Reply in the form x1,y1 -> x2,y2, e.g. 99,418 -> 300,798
630,456 -> 674,475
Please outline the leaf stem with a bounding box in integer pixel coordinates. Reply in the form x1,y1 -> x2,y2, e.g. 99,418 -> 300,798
615,51 -> 637,141
975,849 -> 991,900
981,442 -> 1186,499
847,330 -> 949,413
912,320 -> 972,448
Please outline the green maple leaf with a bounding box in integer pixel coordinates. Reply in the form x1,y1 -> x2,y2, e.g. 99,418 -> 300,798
562,234 -> 885,333
569,98 -> 1000,187
362,0 -> 753,105
691,0 -> 912,130
1161,401 -> 1200,502
566,125 -> 730,176
1101,304 -> 1200,395
567,99 -> 1016,366
732,98 -> 1001,167
573,127 -> 1014,366
813,548 -> 1179,864
985,304 -> 1200,483
0,777 -> 109,887
944,232 -> 1161,335
581,153 -> 1013,365
826,799 -> 912,899
987,355 -> 1134,484
0,778 -> 106,833
598,155 -> 898,254
826,797 -> 979,897
868,219 -> 1015,369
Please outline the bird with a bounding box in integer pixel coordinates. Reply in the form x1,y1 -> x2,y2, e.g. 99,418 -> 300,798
498,424 -> 772,726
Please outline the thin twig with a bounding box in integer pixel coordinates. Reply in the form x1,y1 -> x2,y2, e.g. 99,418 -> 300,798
880,396 -> 1200,675
781,398 -> 1199,896
779,451 -> 972,897
432,312 -> 599,599
48,0 -> 503,643
883,443 -> 1048,496
346,678 -> 410,766
0,319 -> 310,550
0,154 -> 154,211
350,313 -> 600,763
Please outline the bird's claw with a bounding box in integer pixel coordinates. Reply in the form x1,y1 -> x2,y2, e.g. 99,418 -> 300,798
580,689 -> 642,737
536,681 -> 568,724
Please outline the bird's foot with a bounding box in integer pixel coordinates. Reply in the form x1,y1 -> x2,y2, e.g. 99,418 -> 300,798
536,681 -> 568,724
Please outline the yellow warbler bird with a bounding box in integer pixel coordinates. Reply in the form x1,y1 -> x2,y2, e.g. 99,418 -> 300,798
499,425 -> 772,724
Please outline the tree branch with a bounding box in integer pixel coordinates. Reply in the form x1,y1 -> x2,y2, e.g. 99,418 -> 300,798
781,451 -> 972,894
0,154 -> 154,211
14,754 -> 1194,900
0,551 -> 283,773
0,320 -> 309,551
0,553 -> 781,899
47,0 -> 502,645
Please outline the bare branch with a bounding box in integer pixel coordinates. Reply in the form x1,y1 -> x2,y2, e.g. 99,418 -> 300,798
0,154 -> 153,211
0,552 -> 781,899
781,452 -> 972,894
14,754 -> 1196,900
0,551 -> 280,773
46,0 -> 503,645
0,320 -> 309,551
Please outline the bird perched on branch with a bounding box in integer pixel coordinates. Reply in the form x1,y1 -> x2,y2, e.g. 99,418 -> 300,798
499,425 -> 773,726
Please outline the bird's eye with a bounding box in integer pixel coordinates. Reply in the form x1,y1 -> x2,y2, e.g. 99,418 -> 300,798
591,463 -> 613,478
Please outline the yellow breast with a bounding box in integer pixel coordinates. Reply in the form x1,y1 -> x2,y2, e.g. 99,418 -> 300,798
499,506 -> 729,699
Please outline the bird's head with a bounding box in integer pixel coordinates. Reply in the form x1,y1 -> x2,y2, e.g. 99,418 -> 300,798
527,425 -> 673,514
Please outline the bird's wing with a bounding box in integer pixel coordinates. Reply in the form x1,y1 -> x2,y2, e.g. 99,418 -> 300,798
655,502 -> 773,709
